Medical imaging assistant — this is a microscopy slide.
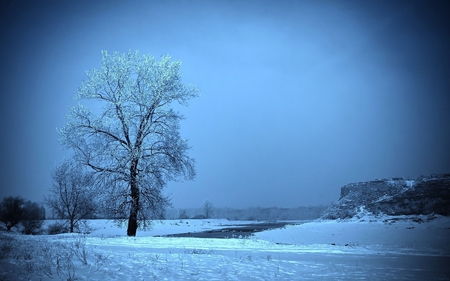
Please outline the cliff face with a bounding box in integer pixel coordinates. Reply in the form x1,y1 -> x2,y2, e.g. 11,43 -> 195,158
321,174 -> 450,219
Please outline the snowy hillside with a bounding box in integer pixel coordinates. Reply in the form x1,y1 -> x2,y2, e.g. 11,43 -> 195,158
1,217 -> 450,280
322,174 -> 450,219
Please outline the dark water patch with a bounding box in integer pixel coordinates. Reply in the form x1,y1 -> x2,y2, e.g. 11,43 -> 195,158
157,222 -> 299,239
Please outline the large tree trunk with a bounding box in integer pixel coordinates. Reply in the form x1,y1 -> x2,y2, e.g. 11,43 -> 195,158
127,160 -> 140,236
127,194 -> 139,236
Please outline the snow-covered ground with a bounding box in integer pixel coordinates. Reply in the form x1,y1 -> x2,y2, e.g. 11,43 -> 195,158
1,215 -> 449,280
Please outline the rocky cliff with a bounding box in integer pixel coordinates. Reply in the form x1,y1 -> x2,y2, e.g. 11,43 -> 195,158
321,174 -> 450,219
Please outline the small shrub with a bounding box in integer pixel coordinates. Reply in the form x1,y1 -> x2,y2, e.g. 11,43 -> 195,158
71,234 -> 88,265
75,220 -> 93,234
184,248 -> 215,255
47,222 -> 69,235
21,219 -> 45,235
55,250 -> 76,281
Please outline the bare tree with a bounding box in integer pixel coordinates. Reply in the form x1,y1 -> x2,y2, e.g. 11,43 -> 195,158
203,200 -> 214,219
21,201 -> 46,234
45,159 -> 98,233
0,196 -> 25,230
59,50 -> 198,236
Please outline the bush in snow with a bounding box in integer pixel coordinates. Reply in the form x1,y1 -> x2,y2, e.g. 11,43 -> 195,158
47,221 -> 69,235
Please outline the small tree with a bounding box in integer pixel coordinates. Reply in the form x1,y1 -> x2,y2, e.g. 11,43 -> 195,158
178,209 -> 189,219
45,159 -> 98,233
0,196 -> 25,231
21,201 -> 46,234
59,50 -> 198,236
203,200 -> 214,219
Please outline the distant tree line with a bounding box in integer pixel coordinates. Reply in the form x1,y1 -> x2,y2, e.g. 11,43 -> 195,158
166,205 -> 329,221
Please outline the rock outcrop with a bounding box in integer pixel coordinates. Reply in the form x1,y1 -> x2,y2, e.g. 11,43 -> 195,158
321,174 -> 450,219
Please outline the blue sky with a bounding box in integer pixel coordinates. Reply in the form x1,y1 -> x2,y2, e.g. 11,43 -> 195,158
1,0 -> 449,208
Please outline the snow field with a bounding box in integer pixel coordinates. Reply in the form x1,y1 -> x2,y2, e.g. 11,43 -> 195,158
1,216 -> 449,280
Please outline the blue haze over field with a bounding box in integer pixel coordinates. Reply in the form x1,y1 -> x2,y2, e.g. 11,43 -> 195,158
0,0 -> 449,208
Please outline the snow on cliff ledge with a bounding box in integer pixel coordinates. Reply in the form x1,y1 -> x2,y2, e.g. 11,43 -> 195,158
321,174 -> 450,219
